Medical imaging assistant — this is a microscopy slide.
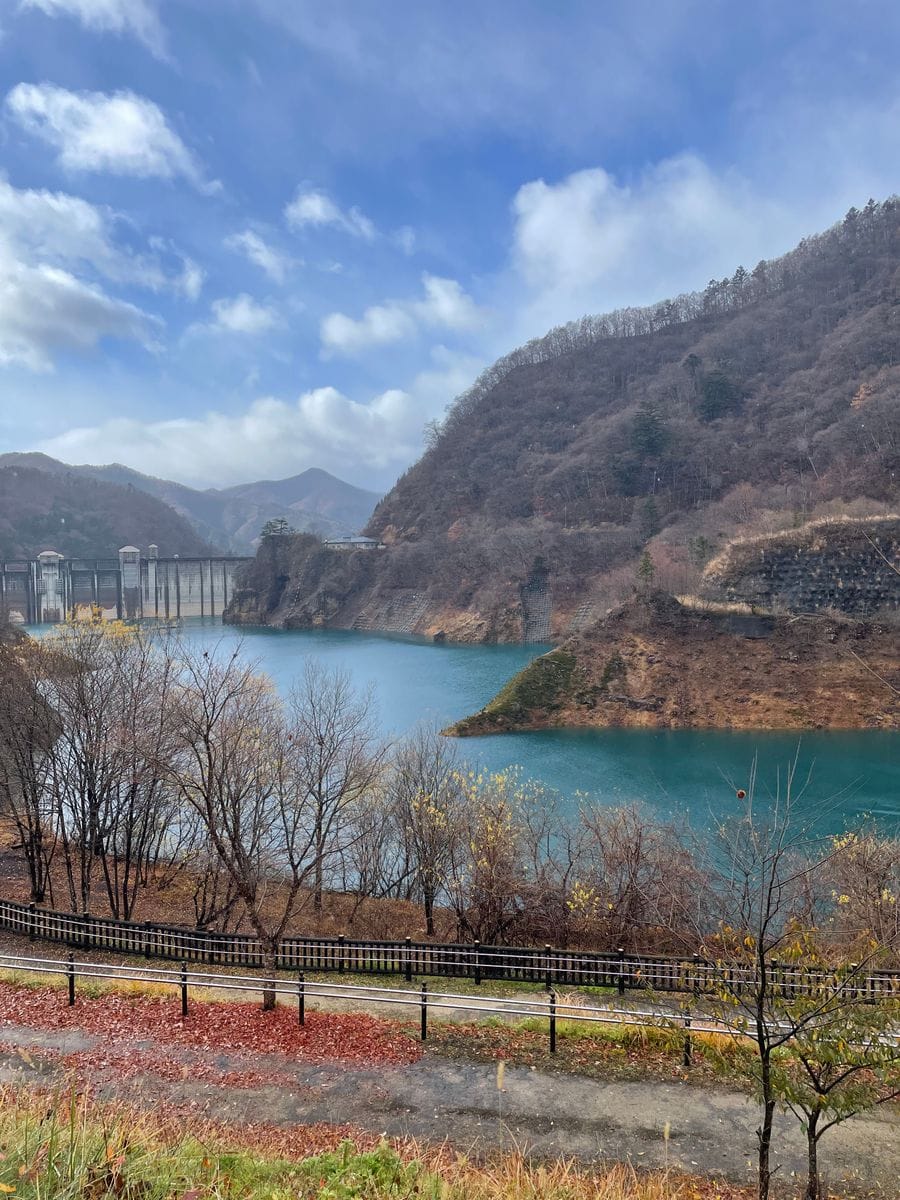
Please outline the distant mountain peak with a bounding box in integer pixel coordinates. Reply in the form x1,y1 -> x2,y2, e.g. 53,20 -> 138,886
0,453 -> 381,556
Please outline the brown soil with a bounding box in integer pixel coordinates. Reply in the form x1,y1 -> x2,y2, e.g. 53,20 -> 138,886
452,593 -> 899,734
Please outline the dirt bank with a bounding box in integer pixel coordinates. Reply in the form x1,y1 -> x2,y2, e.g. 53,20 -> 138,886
450,593 -> 899,734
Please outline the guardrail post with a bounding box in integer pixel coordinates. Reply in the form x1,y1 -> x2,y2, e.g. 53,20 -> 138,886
420,982 -> 428,1041
297,972 -> 305,1026
474,940 -> 481,986
549,988 -> 557,1054
67,956 -> 75,1006
143,923 -> 151,960
683,1015 -> 692,1067
617,947 -> 626,996
849,962 -> 859,1002
28,902 -> 36,942
82,911 -> 90,951
545,944 -> 553,992
180,962 -> 188,1017
692,953 -> 702,999
405,936 -> 412,983
338,934 -> 346,975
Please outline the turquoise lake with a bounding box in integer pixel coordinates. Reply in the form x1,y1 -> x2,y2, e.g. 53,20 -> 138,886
166,620 -> 899,835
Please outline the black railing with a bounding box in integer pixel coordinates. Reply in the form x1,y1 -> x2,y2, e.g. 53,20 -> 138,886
2,898 -> 899,999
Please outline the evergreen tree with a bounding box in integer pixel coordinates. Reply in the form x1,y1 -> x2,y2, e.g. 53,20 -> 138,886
636,550 -> 655,590
260,517 -> 294,539
631,403 -> 669,457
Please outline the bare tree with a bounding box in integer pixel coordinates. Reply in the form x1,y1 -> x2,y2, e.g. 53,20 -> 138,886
0,638 -> 61,903
37,624 -> 181,918
518,788 -> 585,948
169,649 -> 384,1008
96,633 -> 182,919
286,662 -> 386,914
575,803 -> 707,950
692,755 -> 848,1200
390,726 -> 463,935
168,644 -> 291,1007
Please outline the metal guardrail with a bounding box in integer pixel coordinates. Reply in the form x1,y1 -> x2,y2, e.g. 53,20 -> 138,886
0,947 -> 723,1057
2,898 -> 900,1001
3,948 -> 900,1069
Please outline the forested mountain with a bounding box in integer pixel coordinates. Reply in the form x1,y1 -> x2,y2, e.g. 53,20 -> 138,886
228,199 -> 900,641
0,456 -> 380,554
0,466 -> 215,560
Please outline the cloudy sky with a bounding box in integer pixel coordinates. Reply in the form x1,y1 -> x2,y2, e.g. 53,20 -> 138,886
1,0 -> 899,490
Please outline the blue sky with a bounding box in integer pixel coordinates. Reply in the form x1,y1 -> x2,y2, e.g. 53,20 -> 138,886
0,0 -> 899,490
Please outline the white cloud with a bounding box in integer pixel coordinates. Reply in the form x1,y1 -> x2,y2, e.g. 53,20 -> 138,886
35,344 -> 483,486
285,188 -> 375,239
224,229 -> 293,283
0,247 -> 159,371
416,275 -> 479,330
176,258 -> 204,301
40,387 -> 422,486
508,155 -> 796,336
208,294 -> 280,335
20,0 -> 166,56
321,273 -> 480,356
6,84 -> 213,190
321,305 -> 416,356
0,175 -> 197,293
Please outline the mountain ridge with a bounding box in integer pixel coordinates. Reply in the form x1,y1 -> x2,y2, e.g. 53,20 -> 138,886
0,455 -> 380,556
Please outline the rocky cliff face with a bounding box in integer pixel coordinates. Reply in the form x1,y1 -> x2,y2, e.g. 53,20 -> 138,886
224,533 -> 536,641
450,592 -> 899,734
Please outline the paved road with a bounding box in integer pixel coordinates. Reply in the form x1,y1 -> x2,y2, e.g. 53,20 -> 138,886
1,1022 -> 897,1196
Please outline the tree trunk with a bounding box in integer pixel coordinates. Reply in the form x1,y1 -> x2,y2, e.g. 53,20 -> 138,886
313,823 -> 324,914
757,1097 -> 775,1200
804,1110 -> 821,1200
261,940 -> 278,1011
424,887 -> 435,937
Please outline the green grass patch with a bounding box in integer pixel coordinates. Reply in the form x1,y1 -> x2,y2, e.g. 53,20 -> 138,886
477,649 -> 579,723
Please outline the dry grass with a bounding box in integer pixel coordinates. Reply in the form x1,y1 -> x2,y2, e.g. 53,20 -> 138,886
0,1084 -> 751,1200
674,595 -> 759,615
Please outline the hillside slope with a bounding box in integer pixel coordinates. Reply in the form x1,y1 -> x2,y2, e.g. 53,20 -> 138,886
449,591 -> 899,733
0,466 -> 215,559
0,456 -> 380,554
225,199 -> 900,640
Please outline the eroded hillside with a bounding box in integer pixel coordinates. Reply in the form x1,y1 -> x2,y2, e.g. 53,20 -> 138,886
450,591 -> 899,734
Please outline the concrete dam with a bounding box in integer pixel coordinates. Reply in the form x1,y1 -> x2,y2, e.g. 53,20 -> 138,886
1,545 -> 250,624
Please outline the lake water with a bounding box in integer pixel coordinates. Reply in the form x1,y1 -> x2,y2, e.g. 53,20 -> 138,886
167,620 -> 899,835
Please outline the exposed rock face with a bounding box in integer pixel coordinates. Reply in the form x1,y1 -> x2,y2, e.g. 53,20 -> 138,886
223,533 -> 531,641
702,516 -> 900,615
450,592 -> 899,734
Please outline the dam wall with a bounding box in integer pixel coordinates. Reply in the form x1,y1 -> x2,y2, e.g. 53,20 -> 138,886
1,545 -> 250,624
